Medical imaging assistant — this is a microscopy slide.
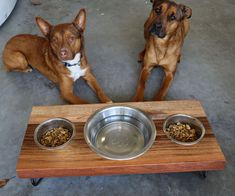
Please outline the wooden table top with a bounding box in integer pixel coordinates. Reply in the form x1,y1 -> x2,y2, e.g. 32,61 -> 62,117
16,100 -> 226,178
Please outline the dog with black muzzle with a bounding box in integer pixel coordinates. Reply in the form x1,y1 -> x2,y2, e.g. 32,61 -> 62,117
132,0 -> 192,101
3,9 -> 111,104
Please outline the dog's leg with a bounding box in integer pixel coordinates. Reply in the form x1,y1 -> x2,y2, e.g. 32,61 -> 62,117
59,77 -> 89,104
138,49 -> 146,63
83,71 -> 112,103
3,50 -> 32,73
177,54 -> 181,63
132,66 -> 153,102
154,70 -> 175,101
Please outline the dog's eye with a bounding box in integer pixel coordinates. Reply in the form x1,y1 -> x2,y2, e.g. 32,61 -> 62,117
69,36 -> 76,43
52,37 -> 58,43
155,7 -> 161,15
170,14 -> 176,21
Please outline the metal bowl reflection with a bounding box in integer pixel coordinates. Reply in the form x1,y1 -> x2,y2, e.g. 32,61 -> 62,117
84,105 -> 157,160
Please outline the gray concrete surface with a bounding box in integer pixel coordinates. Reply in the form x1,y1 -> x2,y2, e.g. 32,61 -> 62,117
0,0 -> 235,195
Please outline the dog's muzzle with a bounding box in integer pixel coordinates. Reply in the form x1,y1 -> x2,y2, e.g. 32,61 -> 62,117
150,23 -> 166,38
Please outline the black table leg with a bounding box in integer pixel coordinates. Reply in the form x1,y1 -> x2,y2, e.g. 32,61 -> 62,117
198,171 -> 207,179
31,178 -> 43,186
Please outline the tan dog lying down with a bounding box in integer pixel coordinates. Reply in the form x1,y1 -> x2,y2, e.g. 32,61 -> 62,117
3,9 -> 111,104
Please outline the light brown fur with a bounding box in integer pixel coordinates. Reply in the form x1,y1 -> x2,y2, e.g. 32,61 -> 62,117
3,9 -> 111,104
133,0 -> 192,101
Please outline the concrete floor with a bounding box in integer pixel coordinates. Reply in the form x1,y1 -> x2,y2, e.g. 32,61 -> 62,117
0,0 -> 235,195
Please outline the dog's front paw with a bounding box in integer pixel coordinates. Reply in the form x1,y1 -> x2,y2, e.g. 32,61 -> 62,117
132,96 -> 143,102
103,98 -> 113,104
23,68 -> 33,73
154,95 -> 164,101
100,96 -> 112,104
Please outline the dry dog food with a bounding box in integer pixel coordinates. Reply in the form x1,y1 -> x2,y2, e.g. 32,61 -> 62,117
166,122 -> 198,142
40,127 -> 72,147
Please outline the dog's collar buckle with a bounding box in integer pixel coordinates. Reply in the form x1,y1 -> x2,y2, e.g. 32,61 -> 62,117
63,53 -> 81,67
64,62 -> 80,67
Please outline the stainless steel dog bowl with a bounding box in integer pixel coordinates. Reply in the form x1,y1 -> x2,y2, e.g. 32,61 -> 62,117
84,105 -> 157,160
163,114 -> 205,146
34,118 -> 76,150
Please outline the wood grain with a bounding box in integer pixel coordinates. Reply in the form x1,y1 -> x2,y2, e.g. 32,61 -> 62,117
16,100 -> 226,178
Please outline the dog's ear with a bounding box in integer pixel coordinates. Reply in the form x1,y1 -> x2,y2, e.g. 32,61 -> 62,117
73,9 -> 86,32
35,17 -> 52,37
178,5 -> 192,19
150,0 -> 158,3
150,0 -> 163,4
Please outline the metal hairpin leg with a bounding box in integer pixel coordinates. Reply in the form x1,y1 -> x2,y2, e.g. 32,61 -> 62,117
31,178 -> 43,186
198,171 -> 207,179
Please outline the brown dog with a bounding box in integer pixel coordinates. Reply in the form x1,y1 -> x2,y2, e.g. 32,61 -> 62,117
3,9 -> 111,104
132,0 -> 192,101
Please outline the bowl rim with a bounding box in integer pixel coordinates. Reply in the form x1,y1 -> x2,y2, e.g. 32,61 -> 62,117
84,105 -> 157,160
163,114 -> 205,146
34,117 -> 76,150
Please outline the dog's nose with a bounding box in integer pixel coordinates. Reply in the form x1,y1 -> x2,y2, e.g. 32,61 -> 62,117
158,30 -> 166,38
60,48 -> 68,58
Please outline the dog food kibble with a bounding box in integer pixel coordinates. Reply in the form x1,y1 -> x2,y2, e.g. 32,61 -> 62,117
40,127 -> 72,147
166,122 -> 198,142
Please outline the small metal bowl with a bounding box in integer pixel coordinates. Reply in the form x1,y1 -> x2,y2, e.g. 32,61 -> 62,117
163,114 -> 205,146
34,118 -> 76,150
84,105 -> 157,160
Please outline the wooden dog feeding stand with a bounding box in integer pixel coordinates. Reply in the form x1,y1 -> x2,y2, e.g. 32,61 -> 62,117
16,100 -> 226,186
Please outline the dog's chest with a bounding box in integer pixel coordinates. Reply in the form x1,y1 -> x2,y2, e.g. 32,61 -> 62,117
63,53 -> 87,81
154,39 -> 180,61
66,65 -> 86,81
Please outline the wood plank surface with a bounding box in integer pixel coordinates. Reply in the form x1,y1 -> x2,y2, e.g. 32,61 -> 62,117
16,100 -> 226,178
